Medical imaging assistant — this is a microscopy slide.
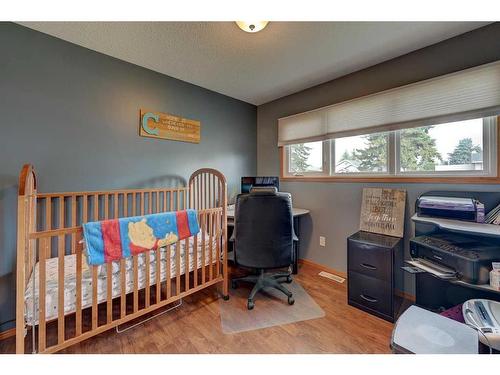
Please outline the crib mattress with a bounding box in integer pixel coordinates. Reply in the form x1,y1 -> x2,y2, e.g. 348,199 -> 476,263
25,232 -> 219,325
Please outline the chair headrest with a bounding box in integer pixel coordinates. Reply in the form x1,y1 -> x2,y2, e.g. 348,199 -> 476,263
250,186 -> 278,195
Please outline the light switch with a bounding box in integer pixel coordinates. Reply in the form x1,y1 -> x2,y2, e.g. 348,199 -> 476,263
319,236 -> 326,247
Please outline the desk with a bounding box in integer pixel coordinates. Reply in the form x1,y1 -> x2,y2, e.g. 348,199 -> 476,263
226,206 -> 310,274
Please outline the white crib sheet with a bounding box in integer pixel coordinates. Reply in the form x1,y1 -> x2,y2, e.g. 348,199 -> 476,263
25,232 -> 219,325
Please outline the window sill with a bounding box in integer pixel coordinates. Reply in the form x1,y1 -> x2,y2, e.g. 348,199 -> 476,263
280,175 -> 500,184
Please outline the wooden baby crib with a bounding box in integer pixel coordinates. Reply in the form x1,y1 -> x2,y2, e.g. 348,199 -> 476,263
16,165 -> 228,354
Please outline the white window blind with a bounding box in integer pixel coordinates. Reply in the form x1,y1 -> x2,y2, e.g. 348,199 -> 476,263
278,61 -> 500,146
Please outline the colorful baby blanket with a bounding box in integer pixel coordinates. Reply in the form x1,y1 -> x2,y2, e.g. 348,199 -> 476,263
83,209 -> 200,265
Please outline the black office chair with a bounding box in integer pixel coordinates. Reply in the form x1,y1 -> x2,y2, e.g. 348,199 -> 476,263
230,187 -> 298,310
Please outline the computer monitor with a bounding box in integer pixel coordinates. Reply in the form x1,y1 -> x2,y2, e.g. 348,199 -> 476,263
241,176 -> 280,194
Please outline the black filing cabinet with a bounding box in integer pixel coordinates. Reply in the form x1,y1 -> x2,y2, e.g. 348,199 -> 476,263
348,231 -> 403,322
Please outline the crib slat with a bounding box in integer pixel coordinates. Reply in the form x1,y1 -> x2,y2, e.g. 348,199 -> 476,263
209,212 -> 213,281
198,174 -> 203,210
105,194 -> 110,219
200,174 -> 204,209
169,191 -> 174,212
177,189 -> 181,210
156,192 -> 160,213
196,176 -> 200,210
155,248 -> 161,303
39,238 -> 47,352
214,174 -> 217,207
189,182 -> 193,208
213,174 -> 217,206
205,173 -> 209,208
193,227 -> 198,288
140,192 -> 144,215
209,174 -> 213,208
133,256 -> 139,312
58,234 -> 65,344
216,211 -> 220,278
166,245 -> 171,299
199,175 -> 202,209
209,174 -> 212,207
192,177 -> 196,209
71,196 -> 76,254
218,179 -> 222,211
45,197 -> 51,231
75,232 -> 83,336
175,242 -> 181,296
94,194 -> 99,221
57,196 -> 65,282
201,213 -> 206,284
145,251 -> 151,308
114,193 -> 119,218
59,196 -> 65,229
124,193 -> 128,217
120,258 -> 126,318
185,238 -> 189,292
148,192 -> 152,214
45,198 -> 51,258
92,266 -> 98,330
106,263 -> 112,323
83,195 -> 88,223
45,197 -> 52,230
163,191 -> 167,212
215,179 -> 219,204
133,193 -> 137,216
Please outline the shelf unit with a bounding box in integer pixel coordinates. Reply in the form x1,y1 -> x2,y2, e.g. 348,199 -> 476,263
411,206 -> 500,309
411,214 -> 500,238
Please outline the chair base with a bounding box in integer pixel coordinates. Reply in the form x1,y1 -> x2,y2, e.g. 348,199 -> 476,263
231,269 -> 295,310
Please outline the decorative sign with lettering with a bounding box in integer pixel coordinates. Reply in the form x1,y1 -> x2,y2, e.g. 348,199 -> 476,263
359,188 -> 406,238
139,109 -> 201,143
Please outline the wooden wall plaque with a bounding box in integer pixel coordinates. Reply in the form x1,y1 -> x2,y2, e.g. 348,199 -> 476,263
359,188 -> 406,238
139,109 -> 201,143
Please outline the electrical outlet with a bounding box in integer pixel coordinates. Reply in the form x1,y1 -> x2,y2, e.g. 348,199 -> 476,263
319,236 -> 326,247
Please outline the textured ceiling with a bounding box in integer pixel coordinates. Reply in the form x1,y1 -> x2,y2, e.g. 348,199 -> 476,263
20,22 -> 489,105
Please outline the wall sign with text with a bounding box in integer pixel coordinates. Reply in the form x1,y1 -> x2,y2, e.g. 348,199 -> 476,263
139,109 -> 201,143
359,188 -> 406,238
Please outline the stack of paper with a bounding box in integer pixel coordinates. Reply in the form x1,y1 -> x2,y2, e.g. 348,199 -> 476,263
485,203 -> 500,224
407,259 -> 457,279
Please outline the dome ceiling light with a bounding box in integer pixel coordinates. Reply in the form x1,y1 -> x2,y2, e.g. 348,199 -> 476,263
235,21 -> 269,33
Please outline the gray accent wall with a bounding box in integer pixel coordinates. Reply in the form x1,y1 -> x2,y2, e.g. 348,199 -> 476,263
257,23 -> 500,290
0,22 -> 256,332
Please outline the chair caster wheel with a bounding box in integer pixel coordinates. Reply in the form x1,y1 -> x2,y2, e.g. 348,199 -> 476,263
288,296 -> 295,305
247,300 -> 255,310
231,280 -> 238,289
286,276 -> 293,284
222,294 -> 230,301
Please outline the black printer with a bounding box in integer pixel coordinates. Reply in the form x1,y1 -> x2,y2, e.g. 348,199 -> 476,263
410,233 -> 500,284
416,195 -> 485,222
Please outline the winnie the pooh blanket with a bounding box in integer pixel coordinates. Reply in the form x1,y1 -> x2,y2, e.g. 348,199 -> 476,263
83,209 -> 200,265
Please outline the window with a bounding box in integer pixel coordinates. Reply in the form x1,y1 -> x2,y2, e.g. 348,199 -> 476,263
398,119 -> 487,174
283,116 -> 498,180
286,140 -> 328,176
334,132 -> 389,174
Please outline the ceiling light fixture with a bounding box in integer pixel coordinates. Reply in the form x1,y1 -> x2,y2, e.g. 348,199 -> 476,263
235,21 -> 269,33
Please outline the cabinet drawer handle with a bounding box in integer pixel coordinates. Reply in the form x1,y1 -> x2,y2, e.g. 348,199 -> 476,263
360,294 -> 378,303
360,263 -> 377,270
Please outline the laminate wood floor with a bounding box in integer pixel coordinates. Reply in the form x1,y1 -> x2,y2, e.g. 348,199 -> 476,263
0,263 -> 393,354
